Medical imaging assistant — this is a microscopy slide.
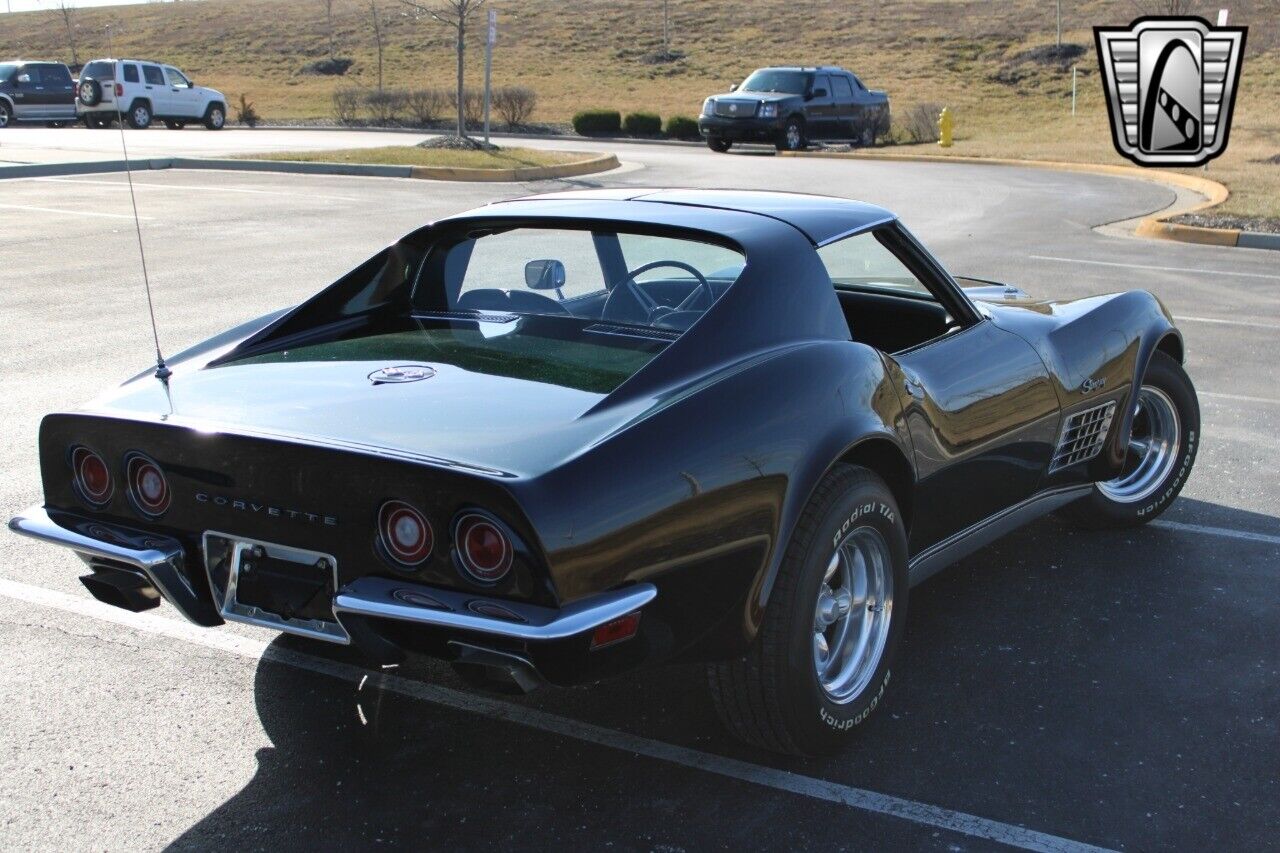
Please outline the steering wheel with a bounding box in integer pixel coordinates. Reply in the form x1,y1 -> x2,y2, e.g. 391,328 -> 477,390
602,260 -> 715,325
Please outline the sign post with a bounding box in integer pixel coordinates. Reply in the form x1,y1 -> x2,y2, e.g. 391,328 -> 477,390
483,9 -> 496,145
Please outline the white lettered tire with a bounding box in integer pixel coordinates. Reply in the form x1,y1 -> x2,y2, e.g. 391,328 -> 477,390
707,464 -> 908,755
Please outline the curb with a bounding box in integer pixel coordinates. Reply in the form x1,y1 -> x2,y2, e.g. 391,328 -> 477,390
251,124 -> 706,147
779,149 -> 1276,252
0,152 -> 620,183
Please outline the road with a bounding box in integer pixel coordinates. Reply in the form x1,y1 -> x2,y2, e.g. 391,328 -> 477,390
1,128 -> 1277,852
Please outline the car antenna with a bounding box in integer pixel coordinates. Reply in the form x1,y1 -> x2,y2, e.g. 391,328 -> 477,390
108,42 -> 171,383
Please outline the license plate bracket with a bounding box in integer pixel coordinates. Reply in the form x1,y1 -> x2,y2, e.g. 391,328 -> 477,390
203,532 -> 349,644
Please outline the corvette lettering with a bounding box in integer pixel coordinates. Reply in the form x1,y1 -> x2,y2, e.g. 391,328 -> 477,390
194,492 -> 337,526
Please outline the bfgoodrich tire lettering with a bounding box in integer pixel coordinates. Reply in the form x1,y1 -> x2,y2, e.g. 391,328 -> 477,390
707,464 -> 908,755
1061,351 -> 1199,528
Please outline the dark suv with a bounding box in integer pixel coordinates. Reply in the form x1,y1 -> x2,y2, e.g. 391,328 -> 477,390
0,60 -> 77,128
698,66 -> 890,153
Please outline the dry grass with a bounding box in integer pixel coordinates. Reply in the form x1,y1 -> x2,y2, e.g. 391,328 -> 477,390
3,0 -> 1276,219
238,144 -> 584,168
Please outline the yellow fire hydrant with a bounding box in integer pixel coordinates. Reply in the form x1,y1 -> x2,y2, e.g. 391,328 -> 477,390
938,107 -> 954,148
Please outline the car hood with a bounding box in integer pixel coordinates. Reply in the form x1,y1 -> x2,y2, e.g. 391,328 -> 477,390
718,90 -> 798,103
195,86 -> 224,100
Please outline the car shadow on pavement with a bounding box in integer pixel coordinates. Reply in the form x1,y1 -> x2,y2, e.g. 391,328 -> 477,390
165,499 -> 1278,851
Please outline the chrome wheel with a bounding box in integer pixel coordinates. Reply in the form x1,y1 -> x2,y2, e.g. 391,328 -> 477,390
209,108 -> 225,129
1099,385 -> 1181,504
0,104 -> 10,128
784,121 -> 803,150
813,525 -> 893,704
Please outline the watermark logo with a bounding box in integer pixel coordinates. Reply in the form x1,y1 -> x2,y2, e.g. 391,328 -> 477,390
1095,16 -> 1247,167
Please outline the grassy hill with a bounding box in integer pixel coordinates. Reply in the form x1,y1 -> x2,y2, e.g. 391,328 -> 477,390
3,0 -> 1277,220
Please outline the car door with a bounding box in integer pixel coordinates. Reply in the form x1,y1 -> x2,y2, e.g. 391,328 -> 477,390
163,66 -> 201,118
35,63 -> 76,120
139,63 -> 167,113
12,64 -> 48,119
829,75 -> 857,139
804,74 -> 836,139
818,225 -> 1061,554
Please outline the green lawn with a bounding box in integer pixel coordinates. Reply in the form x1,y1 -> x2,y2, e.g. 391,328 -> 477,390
238,145 -> 589,169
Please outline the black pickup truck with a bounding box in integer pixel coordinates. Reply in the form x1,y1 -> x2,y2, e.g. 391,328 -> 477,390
698,65 -> 890,152
0,60 -> 77,127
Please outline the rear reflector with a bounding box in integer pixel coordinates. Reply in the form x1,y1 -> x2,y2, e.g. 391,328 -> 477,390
71,446 -> 113,507
590,611 -> 642,650
115,83 -> 123,97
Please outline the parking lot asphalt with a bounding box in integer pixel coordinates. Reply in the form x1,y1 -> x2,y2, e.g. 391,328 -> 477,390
1,134 -> 1277,851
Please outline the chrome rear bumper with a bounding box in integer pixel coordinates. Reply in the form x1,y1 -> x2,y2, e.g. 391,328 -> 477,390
8,504 -> 657,659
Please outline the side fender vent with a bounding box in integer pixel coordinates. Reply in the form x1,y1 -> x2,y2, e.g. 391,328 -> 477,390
1050,401 -> 1117,473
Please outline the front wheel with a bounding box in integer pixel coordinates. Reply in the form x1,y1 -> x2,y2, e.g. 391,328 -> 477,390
706,136 -> 731,153
0,101 -> 12,129
203,104 -> 226,130
776,117 -> 806,151
707,464 -> 907,755
1061,351 -> 1199,528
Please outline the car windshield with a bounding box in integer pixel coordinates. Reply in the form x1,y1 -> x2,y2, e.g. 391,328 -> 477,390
0,63 -> 17,80
415,226 -> 745,335
739,69 -> 810,95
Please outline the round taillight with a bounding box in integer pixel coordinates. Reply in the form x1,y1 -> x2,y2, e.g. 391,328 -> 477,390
379,500 -> 433,566
71,446 -> 113,506
126,453 -> 171,517
454,512 -> 513,583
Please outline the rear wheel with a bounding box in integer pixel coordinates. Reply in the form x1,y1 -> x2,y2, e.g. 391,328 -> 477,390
127,101 -> 152,129
1061,351 -> 1198,528
776,116 -> 806,151
707,464 -> 907,755
706,136 -> 731,153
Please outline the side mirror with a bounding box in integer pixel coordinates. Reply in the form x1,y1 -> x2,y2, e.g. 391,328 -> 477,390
728,82 -> 738,92
17,74 -> 30,84
525,259 -> 566,291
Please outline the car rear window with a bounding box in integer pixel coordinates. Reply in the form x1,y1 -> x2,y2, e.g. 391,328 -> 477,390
82,61 -> 114,81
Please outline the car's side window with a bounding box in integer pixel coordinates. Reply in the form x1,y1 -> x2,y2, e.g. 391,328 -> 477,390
123,64 -> 140,84
850,74 -> 867,91
817,232 -> 934,299
813,74 -> 833,99
16,66 -> 40,88
41,64 -> 72,86
831,76 -> 854,102
164,67 -> 189,88
142,65 -> 164,86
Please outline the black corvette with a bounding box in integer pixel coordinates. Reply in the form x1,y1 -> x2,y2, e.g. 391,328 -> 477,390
9,189 -> 1198,755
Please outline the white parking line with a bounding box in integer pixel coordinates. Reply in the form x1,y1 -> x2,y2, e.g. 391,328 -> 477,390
32,176 -> 360,202
1175,315 -> 1280,331
1151,520 -> 1280,547
1028,255 -> 1280,281
1200,391 -> 1280,406
0,202 -> 154,221
0,576 -> 1114,853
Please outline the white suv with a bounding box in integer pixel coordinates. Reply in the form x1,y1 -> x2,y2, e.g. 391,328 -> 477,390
77,58 -> 227,130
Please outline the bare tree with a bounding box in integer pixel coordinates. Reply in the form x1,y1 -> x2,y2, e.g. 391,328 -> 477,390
399,0 -> 486,138
1128,0 -> 1194,14
59,1 -> 79,68
370,1 -> 385,93
323,0 -> 336,61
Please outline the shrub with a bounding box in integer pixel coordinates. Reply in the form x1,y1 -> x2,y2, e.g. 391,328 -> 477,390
333,88 -> 362,124
445,89 -> 484,126
406,88 -> 447,125
895,102 -> 943,144
234,93 -> 260,128
572,109 -> 622,135
493,86 -> 536,128
366,88 -> 409,125
301,57 -> 353,76
665,115 -> 699,139
623,111 -> 662,136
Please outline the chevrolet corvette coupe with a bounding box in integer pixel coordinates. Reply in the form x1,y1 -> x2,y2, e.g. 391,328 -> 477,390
9,189 -> 1199,755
